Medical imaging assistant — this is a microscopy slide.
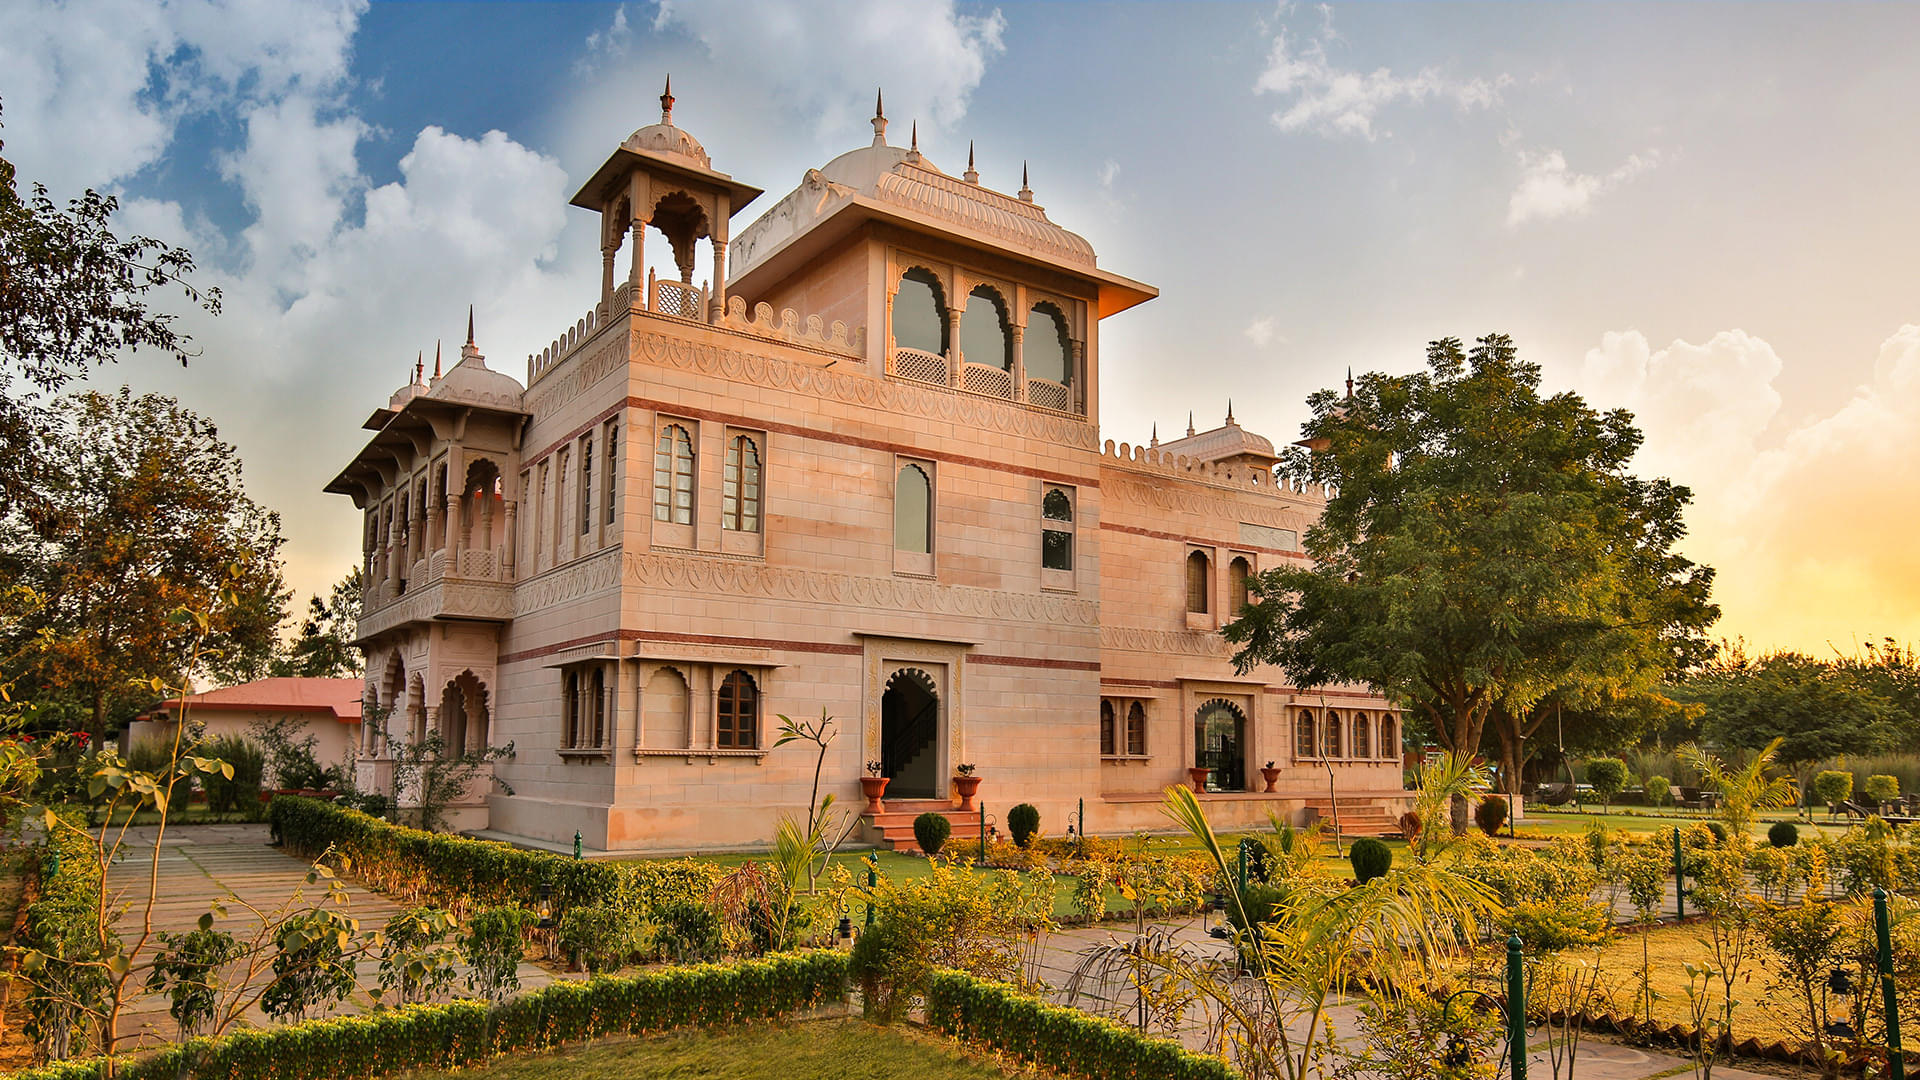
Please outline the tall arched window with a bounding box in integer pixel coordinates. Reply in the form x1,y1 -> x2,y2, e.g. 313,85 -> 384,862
1351,712 -> 1371,759
1026,302 -> 1072,385
1323,711 -> 1344,758
1228,557 -> 1252,615
603,424 -> 618,525
893,268 -> 948,355
589,668 -> 606,748
1042,487 -> 1073,570
960,285 -> 1011,369
1186,551 -> 1211,614
717,670 -> 758,749
723,434 -> 762,532
1296,710 -> 1316,759
652,424 -> 694,524
563,670 -> 580,748
1099,700 -> 1116,756
1126,702 -> 1147,756
579,434 -> 593,535
895,464 -> 931,553
642,668 -> 690,750
1379,715 -> 1397,760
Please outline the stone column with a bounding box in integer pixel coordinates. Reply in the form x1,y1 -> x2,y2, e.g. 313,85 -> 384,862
480,491 -> 496,553
385,502 -> 401,583
502,501 -> 517,580
708,195 -> 730,324
1071,340 -> 1087,413
409,491 -> 425,566
1010,325 -> 1027,402
443,494 -> 461,571
947,306 -> 966,388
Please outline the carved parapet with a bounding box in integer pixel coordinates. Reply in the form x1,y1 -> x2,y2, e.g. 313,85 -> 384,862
1097,438 -> 1335,502
356,576 -> 514,643
720,296 -> 865,358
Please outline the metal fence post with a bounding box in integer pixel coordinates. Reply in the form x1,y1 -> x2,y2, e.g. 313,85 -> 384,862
1673,827 -> 1686,921
1508,932 -> 1528,1080
1876,887 -> 1906,1080
979,801 -> 986,857
866,863 -> 877,928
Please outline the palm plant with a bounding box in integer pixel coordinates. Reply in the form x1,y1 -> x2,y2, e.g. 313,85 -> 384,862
1155,785 -> 1497,1080
1409,750 -> 1490,860
1678,738 -> 1798,836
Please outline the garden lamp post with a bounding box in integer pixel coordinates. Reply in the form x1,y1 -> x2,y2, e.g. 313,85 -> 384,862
1508,933 -> 1528,1080
535,879 -> 555,930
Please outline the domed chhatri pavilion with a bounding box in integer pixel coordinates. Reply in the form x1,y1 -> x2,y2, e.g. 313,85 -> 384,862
327,85 -> 1408,853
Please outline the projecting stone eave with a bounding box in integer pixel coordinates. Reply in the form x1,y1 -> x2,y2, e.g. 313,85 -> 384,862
324,394 -> 530,509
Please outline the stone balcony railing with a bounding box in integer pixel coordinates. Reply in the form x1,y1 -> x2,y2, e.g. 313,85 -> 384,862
358,542 -> 514,642
887,348 -> 1086,417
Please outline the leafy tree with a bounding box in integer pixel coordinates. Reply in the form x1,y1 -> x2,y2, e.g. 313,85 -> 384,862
1225,335 -> 1717,814
0,102 -> 220,513
271,567 -> 363,679
2,389 -> 288,744
1585,757 -> 1628,813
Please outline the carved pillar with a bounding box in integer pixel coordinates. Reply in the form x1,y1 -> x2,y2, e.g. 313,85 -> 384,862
708,195 -> 730,324
947,307 -> 966,388
418,706 -> 436,751
1010,325 -> 1027,402
385,502 -> 401,583
1071,340 -> 1087,413
480,492 -> 495,553
600,241 -> 616,312
409,492 -> 425,566
503,500 -> 517,580
443,494 -> 461,571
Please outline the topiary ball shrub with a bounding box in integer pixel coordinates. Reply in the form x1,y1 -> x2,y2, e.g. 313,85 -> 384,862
1585,757 -> 1629,811
1704,821 -> 1729,845
1007,803 -> 1040,848
1865,774 -> 1901,806
913,811 -> 951,856
1349,837 -> 1392,883
1814,770 -> 1855,811
1768,820 -> 1799,848
1645,775 -> 1671,807
1474,795 -> 1510,836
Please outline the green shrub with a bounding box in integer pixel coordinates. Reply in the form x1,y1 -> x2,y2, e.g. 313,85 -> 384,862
21,814 -> 112,1060
3,951 -> 849,1080
1225,882 -> 1285,935
202,735 -> 265,814
1704,821 -> 1729,845
1006,803 -> 1040,848
1865,774 -> 1901,805
655,901 -> 724,964
557,904 -> 634,975
1349,837 -> 1392,883
261,908 -> 357,1023
146,925 -> 242,1038
124,737 -> 173,776
1585,757 -> 1629,811
376,907 -> 458,1006
1645,775 -> 1670,806
912,812 -> 951,856
459,906 -> 533,1004
1474,795 -> 1509,836
1815,770 -> 1856,809
1768,820 -> 1799,848
926,968 -> 1235,1080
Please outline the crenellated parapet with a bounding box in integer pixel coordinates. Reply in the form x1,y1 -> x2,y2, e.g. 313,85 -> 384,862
719,296 -> 865,357
1098,438 -> 1333,501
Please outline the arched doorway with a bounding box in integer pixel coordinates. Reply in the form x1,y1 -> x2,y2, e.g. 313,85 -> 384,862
880,668 -> 940,799
439,671 -> 490,756
1194,700 -> 1247,793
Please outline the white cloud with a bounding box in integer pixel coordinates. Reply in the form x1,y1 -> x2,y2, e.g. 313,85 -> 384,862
1244,316 -> 1285,348
576,4 -> 635,76
652,0 -> 1006,138
1253,11 -> 1508,140
1097,159 -> 1120,191
1574,326 -> 1920,650
1506,147 -> 1659,227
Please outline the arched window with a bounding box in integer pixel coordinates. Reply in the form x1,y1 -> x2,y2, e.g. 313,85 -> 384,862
563,670 -> 580,748
1100,700 -> 1116,756
1042,487 -> 1073,571
893,268 -> 948,355
723,434 -> 762,532
603,424 -> 618,525
1228,557 -> 1252,615
717,670 -> 759,749
1323,711 -> 1344,758
895,464 -> 931,553
1126,702 -> 1147,756
579,434 -> 593,535
1351,712 -> 1371,759
1026,302 -> 1072,385
960,285 -> 1011,369
1296,710 -> 1316,759
652,424 -> 694,524
1186,551 -> 1211,614
642,667 -> 690,749
1379,714 -> 1397,760
589,668 -> 606,748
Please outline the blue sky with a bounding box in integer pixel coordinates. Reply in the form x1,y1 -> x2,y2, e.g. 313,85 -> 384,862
4,0 -> 1919,653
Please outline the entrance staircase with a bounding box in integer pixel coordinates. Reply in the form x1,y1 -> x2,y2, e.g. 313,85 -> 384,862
1301,794 -> 1404,838
864,799 -> 982,854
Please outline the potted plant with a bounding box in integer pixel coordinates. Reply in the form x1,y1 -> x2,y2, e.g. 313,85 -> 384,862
1260,760 -> 1282,793
952,762 -> 982,811
1187,765 -> 1212,791
860,760 -> 890,814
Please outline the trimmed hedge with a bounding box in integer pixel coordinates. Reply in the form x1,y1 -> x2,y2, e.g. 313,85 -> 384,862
268,797 -> 721,927
6,950 -> 848,1080
925,968 -> 1234,1080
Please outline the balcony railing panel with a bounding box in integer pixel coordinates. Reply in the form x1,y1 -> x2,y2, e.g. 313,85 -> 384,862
1025,377 -> 1073,413
891,347 -> 950,387
963,363 -> 1015,400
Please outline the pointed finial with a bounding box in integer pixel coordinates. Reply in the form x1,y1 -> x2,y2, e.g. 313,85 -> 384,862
871,88 -> 888,145
1187,411 -> 1196,437
1150,422 -> 1159,447
1226,399 -> 1236,425
1345,367 -> 1354,398
1018,160 -> 1033,202
433,340 -> 442,378
963,140 -> 978,184
660,75 -> 675,125
415,351 -> 424,384
466,305 -> 475,347
910,121 -> 917,150
876,88 -> 884,117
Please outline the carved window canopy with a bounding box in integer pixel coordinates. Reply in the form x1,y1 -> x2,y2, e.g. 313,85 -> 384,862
633,746 -> 769,765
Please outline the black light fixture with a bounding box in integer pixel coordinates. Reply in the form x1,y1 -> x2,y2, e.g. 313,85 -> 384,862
838,915 -> 853,943
1828,967 -> 1855,997
536,879 -> 555,930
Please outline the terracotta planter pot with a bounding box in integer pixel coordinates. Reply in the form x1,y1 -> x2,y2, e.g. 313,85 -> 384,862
860,775 -> 890,814
1260,767 -> 1281,793
1187,766 -> 1212,791
952,775 -> 982,811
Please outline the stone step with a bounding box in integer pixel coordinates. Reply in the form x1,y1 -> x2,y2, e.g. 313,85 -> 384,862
863,804 -> 982,853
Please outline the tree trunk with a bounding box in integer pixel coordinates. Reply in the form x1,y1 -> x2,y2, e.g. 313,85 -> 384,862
1450,792 -> 1470,835
1500,739 -> 1525,796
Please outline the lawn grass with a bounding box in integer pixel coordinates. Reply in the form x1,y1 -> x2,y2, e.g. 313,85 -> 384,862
1579,920 -> 1808,1045
398,1017 -> 1050,1080
1518,808 -> 1851,843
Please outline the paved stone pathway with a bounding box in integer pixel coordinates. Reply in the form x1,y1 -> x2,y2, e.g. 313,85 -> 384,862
100,824 -> 565,1048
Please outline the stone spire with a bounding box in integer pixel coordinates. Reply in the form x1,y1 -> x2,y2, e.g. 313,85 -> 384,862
963,140 -> 978,184
433,340 -> 442,379
871,88 -> 887,146
1150,422 -> 1159,447
1345,366 -> 1354,398
1226,399 -> 1236,425
462,305 -> 482,361
660,75 -> 675,126
1186,411 -> 1195,437
1018,161 -> 1033,202
906,120 -> 920,162
414,351 -> 424,385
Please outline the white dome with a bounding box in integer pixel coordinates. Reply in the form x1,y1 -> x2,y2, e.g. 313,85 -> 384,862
622,122 -> 710,169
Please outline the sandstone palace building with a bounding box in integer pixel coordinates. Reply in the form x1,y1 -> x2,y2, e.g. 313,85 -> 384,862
329,87 -> 1408,853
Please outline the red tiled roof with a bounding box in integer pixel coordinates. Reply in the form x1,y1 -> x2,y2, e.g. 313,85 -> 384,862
145,678 -> 363,723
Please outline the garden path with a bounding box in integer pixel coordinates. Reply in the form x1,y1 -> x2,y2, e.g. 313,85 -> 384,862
101,824 -> 565,1047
